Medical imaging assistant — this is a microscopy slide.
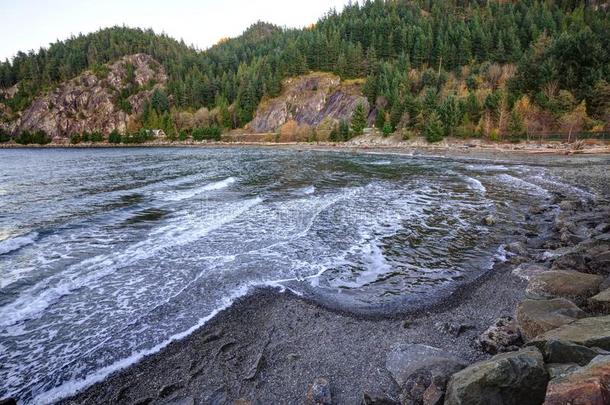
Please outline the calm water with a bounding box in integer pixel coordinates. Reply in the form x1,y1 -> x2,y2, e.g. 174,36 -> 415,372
0,147 -> 590,403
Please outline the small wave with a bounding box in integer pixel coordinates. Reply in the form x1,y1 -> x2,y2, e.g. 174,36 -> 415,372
0,197 -> 262,328
463,176 -> 486,194
0,232 -> 39,256
496,174 -> 550,197
163,177 -> 236,201
294,185 -> 315,195
368,160 -> 392,166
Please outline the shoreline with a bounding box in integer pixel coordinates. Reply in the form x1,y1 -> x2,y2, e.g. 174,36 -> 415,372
1,137 -> 609,157
6,148 -> 610,404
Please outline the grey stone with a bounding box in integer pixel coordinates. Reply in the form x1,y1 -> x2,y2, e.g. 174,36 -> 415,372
444,347 -> 548,405
477,316 -> 522,354
516,298 -> 585,341
306,378 -> 331,405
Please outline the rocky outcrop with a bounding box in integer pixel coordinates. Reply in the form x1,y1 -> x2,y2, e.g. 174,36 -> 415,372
589,287 -> 610,312
444,347 -> 548,405
9,54 -> 167,138
517,298 -> 586,341
247,72 -> 368,134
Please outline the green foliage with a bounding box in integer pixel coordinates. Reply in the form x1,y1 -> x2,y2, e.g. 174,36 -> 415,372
339,120 -> 350,141
192,125 -> 221,141
90,131 -> 104,142
178,130 -> 189,141
375,107 -> 386,129
350,103 -> 367,136
382,122 -> 393,137
424,112 -> 444,143
0,0 -> 607,138
0,129 -> 11,143
15,130 -> 51,145
108,129 -> 122,144
508,110 -> 525,141
70,133 -> 81,144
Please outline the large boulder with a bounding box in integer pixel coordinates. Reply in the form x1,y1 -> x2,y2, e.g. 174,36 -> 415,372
543,355 -> 610,405
529,316 -> 610,351
477,316 -> 522,354
385,344 -> 467,405
517,298 -> 586,341
444,347 -> 548,405
526,270 -> 604,304
538,340 -> 609,366
512,263 -> 548,281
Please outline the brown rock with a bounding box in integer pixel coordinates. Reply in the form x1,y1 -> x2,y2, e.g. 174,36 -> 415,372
478,316 -> 522,354
529,316 -> 610,351
544,355 -> 610,405
306,378 -> 331,405
517,298 -> 586,341
526,270 -> 604,304
589,287 -> 610,312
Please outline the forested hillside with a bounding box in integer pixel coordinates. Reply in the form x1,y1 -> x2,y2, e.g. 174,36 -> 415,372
0,0 -> 608,142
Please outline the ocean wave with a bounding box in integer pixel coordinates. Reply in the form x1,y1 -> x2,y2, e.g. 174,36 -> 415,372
294,185 -> 315,195
0,197 -> 262,328
0,232 -> 39,256
163,177 -> 236,201
463,176 -> 486,194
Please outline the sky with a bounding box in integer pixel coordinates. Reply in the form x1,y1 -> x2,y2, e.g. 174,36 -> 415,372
0,0 -> 354,60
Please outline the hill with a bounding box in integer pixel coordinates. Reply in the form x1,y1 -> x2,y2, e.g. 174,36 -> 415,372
0,0 -> 609,143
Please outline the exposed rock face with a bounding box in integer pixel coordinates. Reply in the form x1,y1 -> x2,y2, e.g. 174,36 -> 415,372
526,270 -> 604,304
247,72 -> 369,133
544,355 -> 610,405
444,347 -> 548,405
517,298 -> 586,341
10,54 -> 167,138
529,316 -> 610,351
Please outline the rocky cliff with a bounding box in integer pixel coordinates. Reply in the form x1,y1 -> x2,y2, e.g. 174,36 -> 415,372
247,72 -> 369,134
2,54 -> 167,138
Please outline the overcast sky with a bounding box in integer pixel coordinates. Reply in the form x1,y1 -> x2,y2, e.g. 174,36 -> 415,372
0,0 -> 354,61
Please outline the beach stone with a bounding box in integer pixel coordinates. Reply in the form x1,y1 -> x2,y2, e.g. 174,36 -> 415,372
546,363 -> 580,379
164,396 -> 194,405
539,340 -> 610,366
511,263 -> 547,281
589,287 -> 610,312
544,355 -> 610,405
385,344 -> 467,404
516,298 -> 586,341
361,392 -> 399,405
306,378 -> 331,405
506,241 -> 528,256
477,316 -> 522,354
525,270 -> 604,304
529,315 -> 610,351
434,322 -> 474,337
444,347 -> 548,405
0,399 -> 16,405
484,215 -> 496,226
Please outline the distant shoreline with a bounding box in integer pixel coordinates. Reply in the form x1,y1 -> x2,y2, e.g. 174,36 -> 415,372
1,137 -> 610,156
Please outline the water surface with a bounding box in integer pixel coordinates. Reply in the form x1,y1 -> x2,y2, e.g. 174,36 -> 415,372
0,147 -> 587,403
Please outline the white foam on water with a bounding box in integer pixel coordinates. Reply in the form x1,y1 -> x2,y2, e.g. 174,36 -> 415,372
294,185 -> 315,195
0,197 -> 262,328
463,176 -> 486,194
32,284 -> 254,405
368,160 -> 392,166
0,232 -> 39,256
163,177 -> 236,201
529,174 -> 596,201
495,174 -> 551,197
330,242 -> 393,289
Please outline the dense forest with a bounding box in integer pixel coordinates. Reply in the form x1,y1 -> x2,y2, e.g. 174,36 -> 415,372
0,0 -> 609,142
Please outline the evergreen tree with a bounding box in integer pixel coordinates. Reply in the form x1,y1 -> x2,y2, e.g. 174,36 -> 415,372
350,103 -> 367,136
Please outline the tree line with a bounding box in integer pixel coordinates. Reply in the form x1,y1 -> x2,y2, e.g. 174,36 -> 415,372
0,0 -> 608,142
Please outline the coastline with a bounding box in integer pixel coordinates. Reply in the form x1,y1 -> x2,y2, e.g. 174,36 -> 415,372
47,150 -> 608,405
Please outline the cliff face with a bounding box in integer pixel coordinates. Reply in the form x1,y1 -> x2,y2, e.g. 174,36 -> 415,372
4,54 -> 167,138
247,72 -> 369,133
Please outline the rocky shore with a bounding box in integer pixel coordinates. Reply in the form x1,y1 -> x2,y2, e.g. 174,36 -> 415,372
3,151 -> 608,405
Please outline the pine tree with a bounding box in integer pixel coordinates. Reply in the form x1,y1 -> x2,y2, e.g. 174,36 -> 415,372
351,103 -> 367,135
